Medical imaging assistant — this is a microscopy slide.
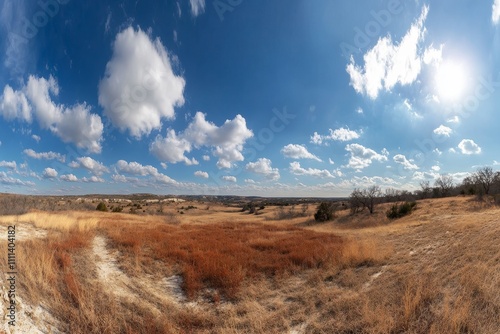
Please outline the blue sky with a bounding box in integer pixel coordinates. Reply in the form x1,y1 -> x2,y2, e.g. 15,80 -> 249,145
0,0 -> 499,196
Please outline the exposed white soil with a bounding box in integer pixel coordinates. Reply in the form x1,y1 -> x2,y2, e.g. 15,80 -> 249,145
0,224 -> 47,241
91,235 -> 194,313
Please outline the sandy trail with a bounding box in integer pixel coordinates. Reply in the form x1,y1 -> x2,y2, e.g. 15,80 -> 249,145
91,235 -> 190,313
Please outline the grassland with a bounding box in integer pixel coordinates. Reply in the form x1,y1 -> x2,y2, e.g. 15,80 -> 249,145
0,196 -> 498,333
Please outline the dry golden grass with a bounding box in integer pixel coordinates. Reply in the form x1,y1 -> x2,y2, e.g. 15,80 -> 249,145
1,195 -> 499,333
0,211 -> 99,232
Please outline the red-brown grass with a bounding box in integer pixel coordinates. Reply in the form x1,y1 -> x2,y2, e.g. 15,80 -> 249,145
104,222 -> 345,300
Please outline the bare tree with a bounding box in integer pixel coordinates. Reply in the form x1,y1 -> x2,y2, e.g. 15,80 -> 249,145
363,186 -> 381,214
434,174 -> 454,197
473,167 -> 495,195
349,188 -> 364,214
419,181 -> 432,199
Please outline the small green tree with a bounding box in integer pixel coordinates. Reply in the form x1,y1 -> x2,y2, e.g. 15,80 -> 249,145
96,202 -> 108,212
314,202 -> 336,222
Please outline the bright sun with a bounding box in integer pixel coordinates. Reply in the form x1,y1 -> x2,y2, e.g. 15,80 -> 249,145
435,61 -> 467,102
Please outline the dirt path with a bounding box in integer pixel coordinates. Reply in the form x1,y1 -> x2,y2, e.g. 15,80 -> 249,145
91,235 -> 191,313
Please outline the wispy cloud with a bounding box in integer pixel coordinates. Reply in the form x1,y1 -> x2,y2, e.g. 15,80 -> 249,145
189,0 -> 206,17
346,5 -> 441,99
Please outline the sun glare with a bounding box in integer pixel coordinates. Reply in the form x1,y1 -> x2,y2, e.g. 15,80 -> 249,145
435,61 -> 467,102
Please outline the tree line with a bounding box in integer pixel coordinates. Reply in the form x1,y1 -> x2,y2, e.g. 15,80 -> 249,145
348,167 -> 500,216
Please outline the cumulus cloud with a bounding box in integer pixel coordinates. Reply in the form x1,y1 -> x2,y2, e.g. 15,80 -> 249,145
0,161 -> 17,170
493,0 -> 500,24
150,129 -> 197,165
431,165 -> 441,172
23,149 -> 65,163
69,157 -> 109,176
246,158 -> 280,181
346,6 -> 440,99
222,175 -> 237,182
60,174 -> 78,182
54,103 -> 104,154
32,134 -> 41,142
114,160 -> 177,185
82,176 -> 105,183
281,144 -> 321,161
289,161 -> 335,179
202,155 -> 210,161
189,0 -> 205,16
458,139 -> 481,155
0,76 -> 103,153
99,27 -> 185,138
0,171 -> 35,186
42,168 -> 58,179
115,160 -> 158,176
433,125 -> 452,137
194,171 -> 209,179
310,127 -> 361,145
151,112 -> 253,168
393,154 -> 419,170
0,85 -> 31,121
345,144 -> 388,170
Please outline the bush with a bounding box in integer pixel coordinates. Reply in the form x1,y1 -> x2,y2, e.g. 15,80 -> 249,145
96,202 -> 108,212
112,206 -> 123,213
314,202 -> 336,222
494,194 -> 500,207
386,201 -> 416,219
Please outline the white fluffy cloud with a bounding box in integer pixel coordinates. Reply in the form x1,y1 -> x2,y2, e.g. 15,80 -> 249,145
69,157 -> 109,176
115,160 -> 158,176
0,76 -> 103,153
194,171 -> 209,179
189,0 -> 206,16
458,139 -> 481,155
222,175 -> 237,182
150,129 -> 197,165
54,104 -> 104,154
246,158 -> 280,181
99,27 -> 185,138
310,127 -> 361,145
0,161 -> 17,170
289,161 -> 335,179
60,174 -> 78,182
281,144 -> 321,161
433,125 -> 452,137
32,134 -> 41,142
0,171 -> 35,186
493,0 -> 500,24
114,160 -> 177,185
345,144 -> 388,170
82,176 -> 105,183
346,6 -> 440,99
151,112 -> 253,168
42,168 -> 58,179
23,149 -> 65,163
0,85 -> 31,121
393,154 -> 419,170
